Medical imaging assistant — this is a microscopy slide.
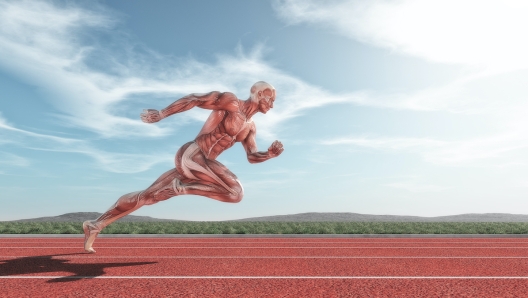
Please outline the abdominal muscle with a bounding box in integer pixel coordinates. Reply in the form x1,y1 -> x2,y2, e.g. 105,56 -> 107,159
195,121 -> 251,160
195,132 -> 236,160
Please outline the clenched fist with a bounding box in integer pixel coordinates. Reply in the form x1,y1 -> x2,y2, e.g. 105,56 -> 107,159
267,140 -> 284,158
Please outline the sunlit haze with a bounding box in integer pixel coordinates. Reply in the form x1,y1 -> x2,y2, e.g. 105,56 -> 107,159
1,0 -> 527,220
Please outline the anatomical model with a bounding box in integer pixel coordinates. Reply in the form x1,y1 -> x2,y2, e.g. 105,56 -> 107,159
83,81 -> 284,252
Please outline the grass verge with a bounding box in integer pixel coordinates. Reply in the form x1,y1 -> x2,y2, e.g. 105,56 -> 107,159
0,222 -> 528,234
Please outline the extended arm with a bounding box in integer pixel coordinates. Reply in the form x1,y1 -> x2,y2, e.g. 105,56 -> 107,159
242,123 -> 284,164
141,92 -> 238,123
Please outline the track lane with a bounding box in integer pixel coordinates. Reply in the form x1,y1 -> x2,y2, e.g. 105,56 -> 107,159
4,241 -> 528,247
2,237 -> 528,297
3,238 -> 528,242
2,247 -> 528,257
3,237 -> 528,243
1,279 -> 528,297
2,257 -> 528,277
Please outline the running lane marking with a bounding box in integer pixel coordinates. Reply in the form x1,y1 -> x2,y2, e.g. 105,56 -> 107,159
3,241 -> 528,244
3,276 -> 528,279
2,246 -> 528,248
3,256 -> 528,259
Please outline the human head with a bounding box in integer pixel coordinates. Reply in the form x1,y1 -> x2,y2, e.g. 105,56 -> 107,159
249,81 -> 276,114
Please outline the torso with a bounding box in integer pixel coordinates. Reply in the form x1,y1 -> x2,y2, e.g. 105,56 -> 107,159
194,101 -> 254,160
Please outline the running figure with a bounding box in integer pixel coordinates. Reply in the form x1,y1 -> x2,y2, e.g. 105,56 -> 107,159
83,81 -> 284,253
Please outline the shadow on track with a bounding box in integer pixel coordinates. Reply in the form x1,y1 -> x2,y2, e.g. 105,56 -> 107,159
0,253 -> 157,283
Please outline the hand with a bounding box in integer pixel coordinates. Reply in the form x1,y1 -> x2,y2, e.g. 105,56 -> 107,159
267,140 -> 284,158
140,109 -> 162,123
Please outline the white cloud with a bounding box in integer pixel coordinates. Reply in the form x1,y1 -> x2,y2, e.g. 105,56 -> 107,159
0,0 -> 170,138
27,146 -> 174,174
386,182 -> 448,193
0,152 -> 30,167
0,117 -> 172,173
274,0 -> 528,70
0,0 -> 369,176
0,112 -> 15,131
242,179 -> 289,188
322,136 -> 445,150
321,133 -> 528,167
276,0 -> 528,167
0,0 -> 352,142
273,0 -> 528,117
3,0 -> 526,173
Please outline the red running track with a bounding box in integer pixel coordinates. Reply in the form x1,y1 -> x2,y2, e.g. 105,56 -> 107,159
1,238 -> 528,297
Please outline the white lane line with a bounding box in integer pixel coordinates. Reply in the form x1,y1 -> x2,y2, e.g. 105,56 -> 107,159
3,241 -> 528,244
2,246 -> 528,249
2,256 -> 528,259
2,276 -> 528,279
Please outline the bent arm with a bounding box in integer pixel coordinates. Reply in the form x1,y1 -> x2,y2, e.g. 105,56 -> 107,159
242,124 -> 281,164
159,92 -> 238,119
243,139 -> 271,164
247,152 -> 272,164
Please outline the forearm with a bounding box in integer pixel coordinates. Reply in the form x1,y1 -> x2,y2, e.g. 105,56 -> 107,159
248,151 -> 272,164
159,95 -> 200,119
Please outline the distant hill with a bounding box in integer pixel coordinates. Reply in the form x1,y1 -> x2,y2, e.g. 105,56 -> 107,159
4,212 -> 528,222
6,212 -> 180,222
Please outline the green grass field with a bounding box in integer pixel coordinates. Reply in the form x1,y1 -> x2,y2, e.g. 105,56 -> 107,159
1,222 -> 528,234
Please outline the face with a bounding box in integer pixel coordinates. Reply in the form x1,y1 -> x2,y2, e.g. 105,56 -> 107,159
257,89 -> 275,114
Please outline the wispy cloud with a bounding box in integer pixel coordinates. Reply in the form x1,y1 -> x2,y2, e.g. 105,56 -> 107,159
242,178 -> 290,188
386,181 -> 448,193
275,0 -> 528,168
27,146 -> 174,173
0,0 -> 354,142
0,152 -> 30,167
274,0 -> 528,70
4,0 -> 527,174
273,0 -> 528,115
10,0 -> 518,148
321,133 -> 528,166
0,117 -> 172,173
0,113 -> 9,127
322,136 -> 445,150
0,0 -> 371,175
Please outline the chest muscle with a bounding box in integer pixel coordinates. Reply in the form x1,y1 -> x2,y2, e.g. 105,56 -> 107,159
224,112 -> 246,136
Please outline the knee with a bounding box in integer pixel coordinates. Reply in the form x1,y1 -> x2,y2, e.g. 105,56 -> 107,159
228,193 -> 243,203
227,186 -> 243,203
233,193 -> 243,203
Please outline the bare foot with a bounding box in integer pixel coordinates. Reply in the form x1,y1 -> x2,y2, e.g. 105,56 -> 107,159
83,220 -> 100,253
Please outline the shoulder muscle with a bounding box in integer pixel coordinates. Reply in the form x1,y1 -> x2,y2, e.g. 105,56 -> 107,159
216,92 -> 239,112
197,92 -> 239,112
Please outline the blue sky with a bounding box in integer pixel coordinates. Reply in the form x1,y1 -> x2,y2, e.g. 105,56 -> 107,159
1,0 -> 528,221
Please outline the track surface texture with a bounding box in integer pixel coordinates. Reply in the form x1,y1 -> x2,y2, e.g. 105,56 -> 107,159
1,237 -> 528,297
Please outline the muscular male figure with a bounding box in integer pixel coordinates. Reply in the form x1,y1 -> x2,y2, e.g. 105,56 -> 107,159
83,81 -> 284,252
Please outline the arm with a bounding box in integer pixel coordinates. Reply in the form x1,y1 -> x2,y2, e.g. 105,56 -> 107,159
242,123 -> 284,164
141,92 -> 238,123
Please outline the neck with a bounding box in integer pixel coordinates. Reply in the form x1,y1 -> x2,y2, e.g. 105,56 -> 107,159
241,98 -> 259,119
